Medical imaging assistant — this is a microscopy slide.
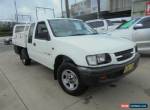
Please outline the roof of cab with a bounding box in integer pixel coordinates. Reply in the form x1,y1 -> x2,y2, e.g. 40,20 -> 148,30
37,18 -> 83,22
14,23 -> 30,27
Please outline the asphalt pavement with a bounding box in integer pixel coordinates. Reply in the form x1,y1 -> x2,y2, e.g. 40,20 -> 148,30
0,38 -> 150,110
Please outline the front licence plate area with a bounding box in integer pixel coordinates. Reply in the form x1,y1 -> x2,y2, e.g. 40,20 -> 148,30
124,63 -> 135,74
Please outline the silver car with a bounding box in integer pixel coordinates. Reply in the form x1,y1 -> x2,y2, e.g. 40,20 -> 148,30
111,16 -> 150,54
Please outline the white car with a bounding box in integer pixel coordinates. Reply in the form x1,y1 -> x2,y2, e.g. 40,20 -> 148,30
86,19 -> 118,33
110,16 -> 150,54
12,18 -> 140,96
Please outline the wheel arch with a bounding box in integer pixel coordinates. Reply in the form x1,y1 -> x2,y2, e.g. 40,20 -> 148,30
54,55 -> 76,80
14,45 -> 23,55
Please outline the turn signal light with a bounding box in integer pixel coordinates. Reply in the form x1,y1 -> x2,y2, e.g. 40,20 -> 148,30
100,75 -> 107,80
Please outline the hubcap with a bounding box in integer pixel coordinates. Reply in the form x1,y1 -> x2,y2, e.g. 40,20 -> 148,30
61,69 -> 79,91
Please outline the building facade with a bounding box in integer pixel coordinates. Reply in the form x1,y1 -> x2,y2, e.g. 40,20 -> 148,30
132,0 -> 150,17
71,0 -> 91,17
71,0 -> 132,20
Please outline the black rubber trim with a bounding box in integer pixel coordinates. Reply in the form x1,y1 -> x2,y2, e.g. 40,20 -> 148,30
77,53 -> 140,86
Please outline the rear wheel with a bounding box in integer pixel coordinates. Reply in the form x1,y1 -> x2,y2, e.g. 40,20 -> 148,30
57,62 -> 87,96
20,49 -> 31,65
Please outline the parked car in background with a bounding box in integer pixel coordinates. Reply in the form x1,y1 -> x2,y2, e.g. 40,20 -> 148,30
86,19 -> 118,33
12,18 -> 140,96
108,17 -> 131,28
110,16 -> 150,54
4,37 -> 12,45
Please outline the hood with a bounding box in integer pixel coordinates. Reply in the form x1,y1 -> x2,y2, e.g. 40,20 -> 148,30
55,34 -> 135,54
110,29 -> 132,40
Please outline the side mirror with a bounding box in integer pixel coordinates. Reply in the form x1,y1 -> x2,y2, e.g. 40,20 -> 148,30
133,24 -> 143,30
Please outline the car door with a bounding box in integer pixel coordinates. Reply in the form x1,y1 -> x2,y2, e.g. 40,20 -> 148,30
30,21 -> 53,68
27,23 -> 36,59
132,17 -> 150,52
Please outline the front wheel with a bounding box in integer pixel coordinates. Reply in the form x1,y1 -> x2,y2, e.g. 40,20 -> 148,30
57,62 -> 87,96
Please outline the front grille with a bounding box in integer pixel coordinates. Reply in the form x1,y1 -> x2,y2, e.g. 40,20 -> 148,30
115,49 -> 133,61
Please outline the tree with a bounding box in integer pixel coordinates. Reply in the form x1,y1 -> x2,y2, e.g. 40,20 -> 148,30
65,0 -> 70,18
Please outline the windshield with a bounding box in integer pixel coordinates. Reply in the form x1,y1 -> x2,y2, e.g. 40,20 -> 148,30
117,18 -> 140,29
48,19 -> 97,37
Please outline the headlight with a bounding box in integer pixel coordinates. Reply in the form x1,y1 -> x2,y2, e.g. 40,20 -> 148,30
86,54 -> 111,66
97,54 -> 106,63
86,55 -> 97,65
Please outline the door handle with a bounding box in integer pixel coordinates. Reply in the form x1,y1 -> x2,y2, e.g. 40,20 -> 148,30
33,43 -> 36,46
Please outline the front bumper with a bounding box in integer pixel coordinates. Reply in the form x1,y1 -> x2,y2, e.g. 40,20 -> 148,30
77,53 -> 140,86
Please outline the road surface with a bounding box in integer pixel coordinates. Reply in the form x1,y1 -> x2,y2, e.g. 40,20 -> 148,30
0,38 -> 150,110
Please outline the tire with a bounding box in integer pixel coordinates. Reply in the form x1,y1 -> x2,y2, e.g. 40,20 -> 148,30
57,62 -> 87,96
14,46 -> 21,54
20,49 -> 31,65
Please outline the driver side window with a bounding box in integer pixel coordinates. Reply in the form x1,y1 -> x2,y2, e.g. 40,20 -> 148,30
35,22 -> 50,40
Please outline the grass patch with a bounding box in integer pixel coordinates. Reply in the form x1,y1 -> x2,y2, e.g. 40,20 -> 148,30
0,27 -> 12,37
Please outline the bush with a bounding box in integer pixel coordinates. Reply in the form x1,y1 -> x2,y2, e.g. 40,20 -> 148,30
0,31 -> 12,37
0,26 -> 13,37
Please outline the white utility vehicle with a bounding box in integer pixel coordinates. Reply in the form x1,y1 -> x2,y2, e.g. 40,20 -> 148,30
86,19 -> 118,33
12,18 -> 140,96
111,16 -> 150,54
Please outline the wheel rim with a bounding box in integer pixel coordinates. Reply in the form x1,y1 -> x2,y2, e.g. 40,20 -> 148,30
61,69 -> 79,91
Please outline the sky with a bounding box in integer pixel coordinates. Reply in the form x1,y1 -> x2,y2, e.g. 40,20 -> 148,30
0,0 -> 82,22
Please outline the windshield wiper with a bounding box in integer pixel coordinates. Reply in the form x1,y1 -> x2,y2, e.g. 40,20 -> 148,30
69,33 -> 98,36
91,32 -> 98,35
69,33 -> 87,36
